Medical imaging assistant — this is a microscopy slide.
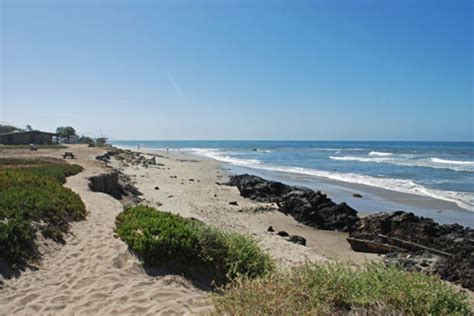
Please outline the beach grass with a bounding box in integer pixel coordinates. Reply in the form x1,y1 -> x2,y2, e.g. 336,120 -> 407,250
0,158 -> 85,267
115,205 -> 274,283
210,262 -> 470,315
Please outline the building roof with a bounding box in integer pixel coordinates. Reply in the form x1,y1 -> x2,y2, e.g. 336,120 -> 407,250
0,130 -> 58,136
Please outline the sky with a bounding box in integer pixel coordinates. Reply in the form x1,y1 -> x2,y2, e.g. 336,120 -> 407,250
0,0 -> 472,141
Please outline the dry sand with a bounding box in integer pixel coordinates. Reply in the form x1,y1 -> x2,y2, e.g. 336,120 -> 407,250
0,145 -> 378,315
0,146 -> 210,315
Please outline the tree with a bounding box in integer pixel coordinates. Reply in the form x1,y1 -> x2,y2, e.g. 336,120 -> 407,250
56,126 -> 77,142
95,137 -> 108,146
78,135 -> 94,144
25,124 -> 33,131
0,124 -> 22,133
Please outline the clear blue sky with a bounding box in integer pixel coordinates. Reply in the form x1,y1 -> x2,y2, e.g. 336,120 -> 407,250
1,0 -> 472,141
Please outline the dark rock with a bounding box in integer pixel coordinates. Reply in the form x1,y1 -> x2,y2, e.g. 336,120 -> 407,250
95,150 -> 119,162
267,226 -> 275,232
88,171 -> 142,206
226,174 -> 292,203
88,172 -> 124,199
277,231 -> 289,237
353,193 -> 363,198
289,235 -> 306,246
189,179 -> 194,182
154,186 -> 159,190
229,201 -> 238,206
350,211 -> 474,290
226,174 -> 359,232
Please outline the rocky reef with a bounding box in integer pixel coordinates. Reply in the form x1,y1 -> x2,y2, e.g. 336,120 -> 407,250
226,174 -> 359,231
350,211 -> 473,290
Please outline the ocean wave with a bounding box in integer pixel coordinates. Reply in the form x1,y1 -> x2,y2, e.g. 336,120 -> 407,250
330,155 -> 473,172
189,148 -> 261,166
369,151 -> 393,156
431,158 -> 474,166
191,149 -> 474,212
330,156 -> 392,163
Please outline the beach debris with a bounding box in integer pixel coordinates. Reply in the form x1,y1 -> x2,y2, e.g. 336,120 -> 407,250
168,195 -> 174,198
189,178 -> 194,182
277,231 -> 289,237
346,237 -> 403,254
156,201 -> 162,207
349,211 -> 474,290
288,235 -> 306,246
170,175 -> 177,178
229,201 -> 239,206
267,226 -> 275,232
214,194 -> 218,197
226,174 -> 359,231
352,193 -> 363,198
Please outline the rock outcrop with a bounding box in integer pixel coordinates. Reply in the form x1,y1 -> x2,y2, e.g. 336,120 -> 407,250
350,211 -> 474,290
226,174 -> 359,232
88,171 -> 142,206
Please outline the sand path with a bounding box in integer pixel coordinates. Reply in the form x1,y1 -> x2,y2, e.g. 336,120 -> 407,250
0,147 -> 210,315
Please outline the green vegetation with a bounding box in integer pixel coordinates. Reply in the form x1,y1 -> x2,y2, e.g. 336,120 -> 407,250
211,262 -> 470,315
0,158 -> 86,267
115,205 -> 273,283
56,126 -> 77,142
0,124 -> 22,133
0,144 -> 68,149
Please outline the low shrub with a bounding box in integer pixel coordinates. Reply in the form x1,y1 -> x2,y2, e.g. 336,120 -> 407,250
0,160 -> 86,267
0,158 -> 83,183
115,205 -> 273,283
211,262 -> 470,315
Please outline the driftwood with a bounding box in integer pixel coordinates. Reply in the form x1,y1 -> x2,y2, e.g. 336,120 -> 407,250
378,234 -> 453,257
347,234 -> 454,257
346,237 -> 404,254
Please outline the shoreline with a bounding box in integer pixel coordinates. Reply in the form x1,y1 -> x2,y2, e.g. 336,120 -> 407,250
1,145 -> 473,313
135,147 -> 473,227
114,147 -> 379,266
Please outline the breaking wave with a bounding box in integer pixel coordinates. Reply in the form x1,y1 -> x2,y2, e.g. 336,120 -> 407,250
369,151 -> 393,156
190,148 -> 474,212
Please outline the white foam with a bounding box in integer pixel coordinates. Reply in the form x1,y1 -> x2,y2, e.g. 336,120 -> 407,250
189,148 -> 261,166
369,151 -> 393,156
431,158 -> 474,166
191,148 -> 474,212
330,155 -> 474,172
330,156 -> 392,163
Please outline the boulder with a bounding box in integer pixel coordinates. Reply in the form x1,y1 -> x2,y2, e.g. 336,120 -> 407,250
288,235 -> 306,246
227,174 -> 359,231
349,211 -> 474,290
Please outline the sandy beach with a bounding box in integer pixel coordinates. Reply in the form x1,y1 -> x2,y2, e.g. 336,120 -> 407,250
0,145 -> 380,314
3,144 -> 473,315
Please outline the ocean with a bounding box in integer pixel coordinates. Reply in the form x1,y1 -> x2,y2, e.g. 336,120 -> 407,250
110,140 -> 474,226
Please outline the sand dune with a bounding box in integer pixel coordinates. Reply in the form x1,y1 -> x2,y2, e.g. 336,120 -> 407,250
0,147 -> 210,315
